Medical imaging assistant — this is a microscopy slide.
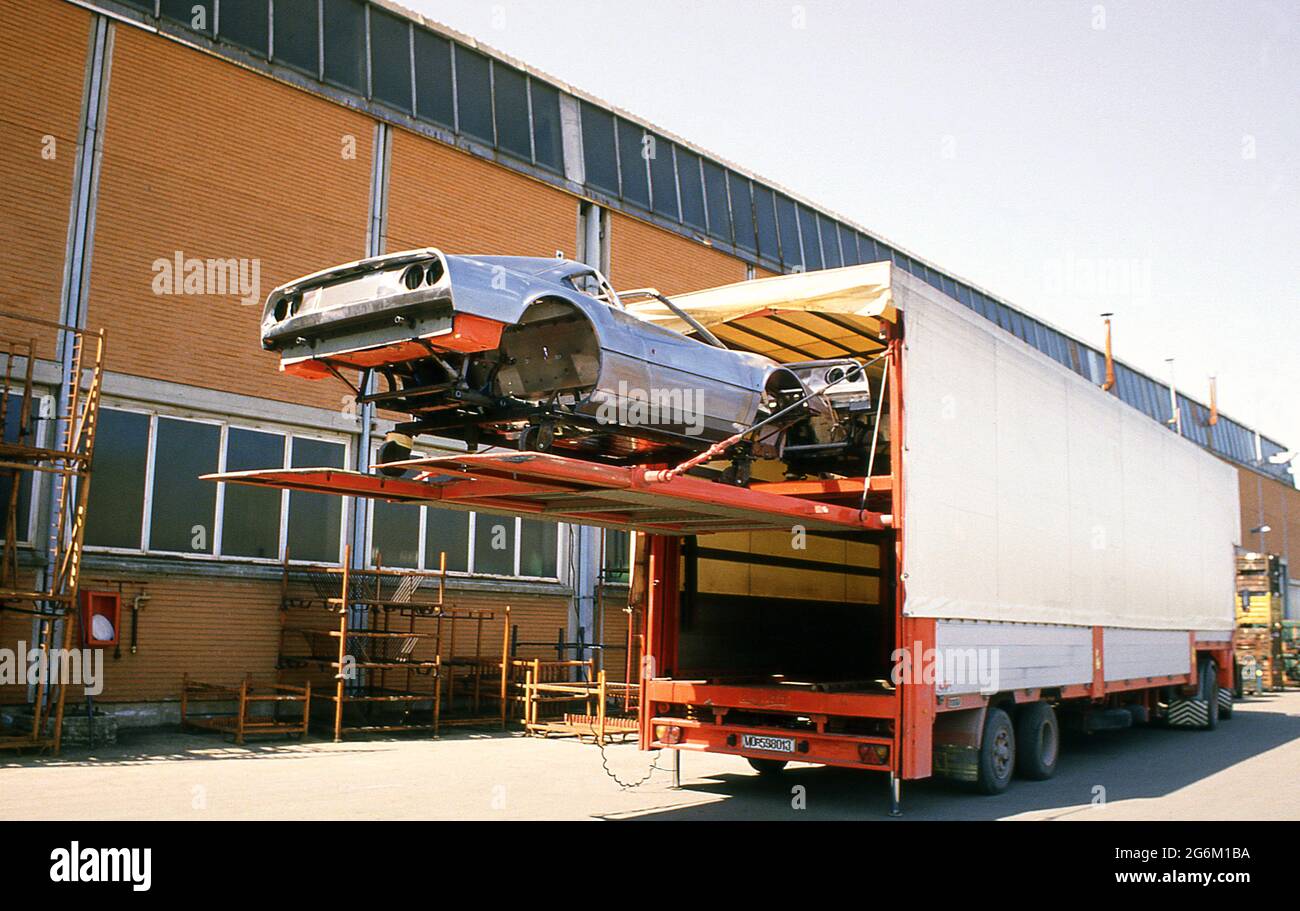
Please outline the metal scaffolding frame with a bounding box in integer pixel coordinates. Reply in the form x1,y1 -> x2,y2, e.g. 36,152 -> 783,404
0,311 -> 105,753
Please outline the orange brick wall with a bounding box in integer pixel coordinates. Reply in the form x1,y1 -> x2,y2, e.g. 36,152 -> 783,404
608,212 -> 748,296
0,0 -> 91,355
87,24 -> 375,412
386,127 -> 578,256
1237,467 -> 1300,569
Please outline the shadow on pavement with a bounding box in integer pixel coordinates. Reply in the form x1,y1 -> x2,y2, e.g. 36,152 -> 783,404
611,699 -> 1300,821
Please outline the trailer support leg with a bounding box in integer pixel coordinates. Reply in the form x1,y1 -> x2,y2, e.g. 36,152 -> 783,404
888,772 -> 902,817
671,749 -> 681,790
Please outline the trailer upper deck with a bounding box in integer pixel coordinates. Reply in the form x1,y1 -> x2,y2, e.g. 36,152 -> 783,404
208,451 -> 891,536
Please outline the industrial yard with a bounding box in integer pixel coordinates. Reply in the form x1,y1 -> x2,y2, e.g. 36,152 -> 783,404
0,3 -> 1295,893
2,691 -> 1296,821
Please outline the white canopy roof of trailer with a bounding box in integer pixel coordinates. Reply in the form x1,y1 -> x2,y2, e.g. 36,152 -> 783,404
624,262 -> 896,362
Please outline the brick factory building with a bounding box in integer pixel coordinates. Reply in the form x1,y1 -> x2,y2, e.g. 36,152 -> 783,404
1,0 -> 1296,728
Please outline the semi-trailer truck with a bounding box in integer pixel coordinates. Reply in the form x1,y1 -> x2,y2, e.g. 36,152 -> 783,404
217,259 -> 1239,812
629,263 -> 1238,809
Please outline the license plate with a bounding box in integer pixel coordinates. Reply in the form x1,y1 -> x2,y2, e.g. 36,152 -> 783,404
741,734 -> 795,754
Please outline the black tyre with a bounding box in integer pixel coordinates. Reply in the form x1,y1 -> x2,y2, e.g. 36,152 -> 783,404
1014,701 -> 1059,781
975,707 -> 1015,795
746,758 -> 788,777
517,423 -> 556,452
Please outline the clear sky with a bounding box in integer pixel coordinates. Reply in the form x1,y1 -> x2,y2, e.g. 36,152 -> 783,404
403,0 -> 1299,464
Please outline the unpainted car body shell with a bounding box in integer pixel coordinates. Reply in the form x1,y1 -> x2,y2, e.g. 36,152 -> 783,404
261,249 -> 793,449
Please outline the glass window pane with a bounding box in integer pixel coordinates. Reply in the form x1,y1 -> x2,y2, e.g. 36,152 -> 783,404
221,428 -> 284,559
0,395 -> 34,541
287,437 -> 345,563
518,519 -> 557,578
580,102 -> 618,194
424,507 -> 469,572
775,194 -> 801,268
649,138 -> 678,220
702,159 -> 731,243
820,217 -> 842,268
369,6 -> 411,112
754,187 -> 779,262
413,28 -> 454,127
616,119 -> 650,208
602,530 -> 630,584
372,501 -> 420,568
530,81 -> 564,174
149,418 -> 220,554
838,225 -> 860,264
85,410 -> 149,549
161,0 -> 214,36
473,513 -> 515,576
676,148 -> 706,230
272,0 -> 319,76
728,173 -> 756,252
218,0 -> 268,55
322,0 -> 364,91
798,206 -> 823,270
493,64 -> 531,160
858,233 -> 879,263
455,46 -> 493,142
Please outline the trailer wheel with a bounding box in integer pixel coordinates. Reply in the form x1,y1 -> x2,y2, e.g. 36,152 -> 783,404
1014,701 -> 1059,781
746,758 -> 788,777
975,707 -> 1015,795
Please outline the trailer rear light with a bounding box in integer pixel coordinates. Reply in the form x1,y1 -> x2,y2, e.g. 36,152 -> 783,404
858,743 -> 890,765
654,724 -> 683,745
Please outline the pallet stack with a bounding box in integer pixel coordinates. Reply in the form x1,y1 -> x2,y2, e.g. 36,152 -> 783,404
1233,553 -> 1286,691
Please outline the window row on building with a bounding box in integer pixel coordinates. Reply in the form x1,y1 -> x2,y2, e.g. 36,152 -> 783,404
76,403 -> 635,582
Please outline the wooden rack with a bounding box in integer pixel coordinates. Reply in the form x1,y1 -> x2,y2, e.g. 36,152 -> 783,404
515,659 -> 638,745
277,547 -> 510,740
180,674 -> 311,744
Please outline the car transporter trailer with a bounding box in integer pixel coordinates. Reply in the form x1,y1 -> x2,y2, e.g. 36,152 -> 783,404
212,262 -> 1240,813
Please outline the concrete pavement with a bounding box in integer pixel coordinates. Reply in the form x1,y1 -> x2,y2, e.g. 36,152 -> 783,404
1,691 -> 1296,820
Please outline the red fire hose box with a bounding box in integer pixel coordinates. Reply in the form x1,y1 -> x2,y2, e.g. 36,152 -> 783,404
80,590 -> 121,647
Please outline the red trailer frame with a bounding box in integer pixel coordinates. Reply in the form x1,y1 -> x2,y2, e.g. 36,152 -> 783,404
636,322 -> 1234,812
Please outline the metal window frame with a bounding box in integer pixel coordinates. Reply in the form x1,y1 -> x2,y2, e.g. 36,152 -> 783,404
0,388 -> 52,549
363,442 -> 562,581
284,430 -> 350,565
143,412 -> 224,558
84,401 -> 350,565
222,425 -> 290,560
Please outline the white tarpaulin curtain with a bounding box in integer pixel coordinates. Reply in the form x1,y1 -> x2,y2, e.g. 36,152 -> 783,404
898,276 -> 1239,631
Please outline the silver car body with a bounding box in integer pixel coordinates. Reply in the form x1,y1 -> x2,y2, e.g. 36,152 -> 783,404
261,248 -> 867,466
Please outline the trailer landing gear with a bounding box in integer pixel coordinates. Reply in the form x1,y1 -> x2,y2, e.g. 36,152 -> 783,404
888,772 -> 902,816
